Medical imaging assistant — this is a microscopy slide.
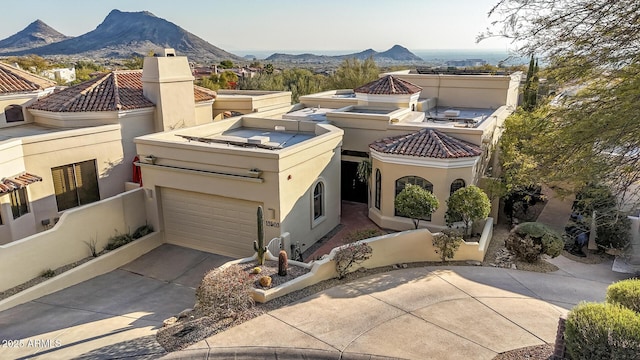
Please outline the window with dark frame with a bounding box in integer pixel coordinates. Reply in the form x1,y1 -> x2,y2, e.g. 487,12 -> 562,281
10,188 -> 29,219
313,182 -> 324,220
375,169 -> 381,210
450,179 -> 466,195
394,176 -> 434,221
51,160 -> 100,212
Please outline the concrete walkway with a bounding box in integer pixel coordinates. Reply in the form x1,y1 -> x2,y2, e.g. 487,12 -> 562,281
0,244 -> 231,360
166,258 -> 631,360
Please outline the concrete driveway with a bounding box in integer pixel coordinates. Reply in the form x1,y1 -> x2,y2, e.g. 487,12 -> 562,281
0,244 -> 231,360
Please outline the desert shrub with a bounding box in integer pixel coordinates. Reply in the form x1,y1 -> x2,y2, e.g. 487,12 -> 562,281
505,222 -> 563,262
505,234 -> 542,262
432,229 -> 463,262
596,212 -> 631,250
565,302 -> 640,360
132,224 -> 154,239
105,232 -> 134,250
607,279 -> 640,313
334,242 -> 373,279
41,269 -> 55,278
195,265 -> 254,317
343,228 -> 385,243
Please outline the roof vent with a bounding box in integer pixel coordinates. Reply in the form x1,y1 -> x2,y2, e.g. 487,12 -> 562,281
160,48 -> 176,57
443,110 -> 460,118
248,135 -> 270,144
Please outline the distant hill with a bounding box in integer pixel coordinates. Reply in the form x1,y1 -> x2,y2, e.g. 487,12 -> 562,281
265,45 -> 423,62
0,20 -> 70,53
0,10 -> 243,62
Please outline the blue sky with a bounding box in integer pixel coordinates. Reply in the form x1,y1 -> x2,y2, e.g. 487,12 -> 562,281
0,0 -> 510,53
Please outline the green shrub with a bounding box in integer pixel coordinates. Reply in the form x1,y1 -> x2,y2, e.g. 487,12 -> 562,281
432,229 -> 463,262
505,222 -> 563,262
505,234 -> 542,262
105,232 -> 134,250
607,279 -> 640,313
334,242 -> 373,279
596,212 -> 631,250
41,269 -> 55,278
565,302 -> 640,360
132,224 -> 154,239
343,228 -> 385,243
195,265 -> 254,317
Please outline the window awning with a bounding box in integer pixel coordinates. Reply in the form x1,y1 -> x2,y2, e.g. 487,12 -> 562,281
0,173 -> 42,194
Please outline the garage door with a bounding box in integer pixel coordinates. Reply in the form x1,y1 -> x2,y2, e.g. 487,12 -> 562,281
161,188 -> 259,258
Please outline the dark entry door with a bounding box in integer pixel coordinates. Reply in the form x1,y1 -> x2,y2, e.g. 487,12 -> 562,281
341,161 -> 368,203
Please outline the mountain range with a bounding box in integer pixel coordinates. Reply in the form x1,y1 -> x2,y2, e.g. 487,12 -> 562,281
0,10 -> 422,64
0,20 -> 70,53
0,10 -> 243,62
265,45 -> 423,62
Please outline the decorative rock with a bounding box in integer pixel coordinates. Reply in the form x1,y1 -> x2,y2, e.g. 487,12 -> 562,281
259,275 -> 272,287
163,316 -> 177,327
401,263 -> 408,269
466,260 -> 482,266
177,308 -> 192,319
511,263 -> 517,269
252,267 -> 262,274
392,264 -> 399,269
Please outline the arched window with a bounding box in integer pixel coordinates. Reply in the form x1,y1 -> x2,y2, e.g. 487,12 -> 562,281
450,179 -> 466,196
313,181 -> 324,220
375,169 -> 381,210
394,176 -> 434,221
4,105 -> 24,123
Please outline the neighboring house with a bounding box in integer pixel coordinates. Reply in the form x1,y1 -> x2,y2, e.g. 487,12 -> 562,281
40,67 -> 76,84
0,62 -> 56,125
135,70 -> 521,256
0,50 -> 214,243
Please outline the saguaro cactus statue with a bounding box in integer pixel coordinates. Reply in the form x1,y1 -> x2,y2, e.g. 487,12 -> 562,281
278,250 -> 288,276
254,206 -> 267,265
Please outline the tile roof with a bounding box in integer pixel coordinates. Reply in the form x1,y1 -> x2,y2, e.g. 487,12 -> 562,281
0,62 -> 56,94
29,70 -> 215,113
194,85 -> 216,102
0,172 -> 42,194
354,75 -> 422,95
370,129 -> 482,159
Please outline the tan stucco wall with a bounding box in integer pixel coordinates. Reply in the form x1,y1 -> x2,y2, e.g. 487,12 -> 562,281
195,101 -> 214,125
142,55 -> 196,131
0,188 -> 148,292
370,155 -> 479,231
213,90 -> 293,118
0,92 -> 42,125
0,125 -> 125,241
383,70 -> 522,109
299,90 -> 358,109
135,117 -> 343,255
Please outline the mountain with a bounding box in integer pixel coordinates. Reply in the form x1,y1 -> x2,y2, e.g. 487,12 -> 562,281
265,45 -> 423,62
0,10 -> 243,62
0,20 -> 70,53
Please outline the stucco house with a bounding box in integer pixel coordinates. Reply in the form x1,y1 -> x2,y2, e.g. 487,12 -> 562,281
134,69 -> 520,256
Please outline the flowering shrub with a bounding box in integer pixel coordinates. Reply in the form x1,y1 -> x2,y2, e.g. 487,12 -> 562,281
334,242 -> 373,279
195,265 -> 254,317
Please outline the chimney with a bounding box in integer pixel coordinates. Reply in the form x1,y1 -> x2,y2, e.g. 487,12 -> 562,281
142,49 -> 196,132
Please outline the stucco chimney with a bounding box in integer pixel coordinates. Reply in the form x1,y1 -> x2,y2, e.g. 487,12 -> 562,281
142,49 -> 196,132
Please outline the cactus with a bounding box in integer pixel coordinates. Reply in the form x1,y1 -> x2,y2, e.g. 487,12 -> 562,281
278,250 -> 288,276
253,206 -> 267,265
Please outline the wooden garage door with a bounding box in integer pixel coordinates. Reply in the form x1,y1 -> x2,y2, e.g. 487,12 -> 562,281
162,188 -> 259,258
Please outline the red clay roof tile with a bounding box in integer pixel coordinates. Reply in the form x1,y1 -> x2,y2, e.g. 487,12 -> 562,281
0,172 -> 42,194
370,129 -> 482,159
0,62 -> 56,94
28,70 -> 215,113
354,75 -> 422,95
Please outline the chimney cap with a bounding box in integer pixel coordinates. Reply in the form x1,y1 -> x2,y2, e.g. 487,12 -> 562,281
160,48 -> 176,57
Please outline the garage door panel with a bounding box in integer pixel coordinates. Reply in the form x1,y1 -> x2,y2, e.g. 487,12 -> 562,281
162,188 -> 259,258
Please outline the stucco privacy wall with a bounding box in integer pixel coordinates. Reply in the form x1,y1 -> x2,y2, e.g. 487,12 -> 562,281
0,188 -> 147,292
246,218 -> 493,303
